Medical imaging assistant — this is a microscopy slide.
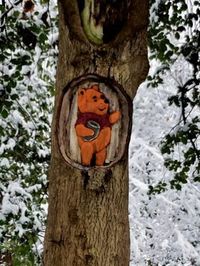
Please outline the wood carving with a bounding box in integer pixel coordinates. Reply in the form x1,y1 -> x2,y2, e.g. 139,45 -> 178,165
75,84 -> 121,166
58,74 -> 132,170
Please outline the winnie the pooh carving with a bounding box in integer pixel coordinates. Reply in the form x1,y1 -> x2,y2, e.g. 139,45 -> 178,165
75,84 -> 121,166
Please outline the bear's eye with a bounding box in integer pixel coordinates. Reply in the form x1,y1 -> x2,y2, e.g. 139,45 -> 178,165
100,95 -> 105,100
92,96 -> 97,102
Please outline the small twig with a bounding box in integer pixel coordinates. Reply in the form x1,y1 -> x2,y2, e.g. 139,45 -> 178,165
16,99 -> 37,128
180,81 -> 200,162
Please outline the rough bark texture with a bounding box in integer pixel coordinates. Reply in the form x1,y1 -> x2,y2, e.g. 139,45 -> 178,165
44,1 -> 149,265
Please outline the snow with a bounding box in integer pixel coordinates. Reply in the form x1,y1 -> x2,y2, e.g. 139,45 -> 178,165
0,158 -> 10,167
48,32 -> 58,45
129,56 -> 200,265
37,146 -> 49,158
2,193 -> 19,215
149,0 -> 161,24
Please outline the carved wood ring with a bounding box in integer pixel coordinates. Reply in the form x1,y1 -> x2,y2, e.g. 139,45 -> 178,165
58,74 -> 132,170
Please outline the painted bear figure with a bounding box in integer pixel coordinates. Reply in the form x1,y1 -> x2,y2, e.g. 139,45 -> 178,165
75,84 -> 121,166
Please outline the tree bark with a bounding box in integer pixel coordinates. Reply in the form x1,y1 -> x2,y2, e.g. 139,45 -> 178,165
44,1 -> 149,265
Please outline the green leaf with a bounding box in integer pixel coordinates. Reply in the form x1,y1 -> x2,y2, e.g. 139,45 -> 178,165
10,94 -> 19,100
1,109 -> 9,118
194,176 -> 200,182
39,32 -> 48,42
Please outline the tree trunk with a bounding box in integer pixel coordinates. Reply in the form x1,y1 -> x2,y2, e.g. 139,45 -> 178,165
44,1 -> 149,265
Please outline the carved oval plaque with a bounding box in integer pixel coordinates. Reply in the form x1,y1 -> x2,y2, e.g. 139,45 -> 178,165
58,74 -> 132,169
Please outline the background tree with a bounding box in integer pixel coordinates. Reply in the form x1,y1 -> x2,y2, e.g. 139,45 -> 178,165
0,0 -> 57,264
129,0 -> 200,264
148,0 -> 200,193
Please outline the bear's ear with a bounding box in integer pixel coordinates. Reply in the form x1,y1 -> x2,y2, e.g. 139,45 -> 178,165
90,85 -> 99,91
78,88 -> 85,96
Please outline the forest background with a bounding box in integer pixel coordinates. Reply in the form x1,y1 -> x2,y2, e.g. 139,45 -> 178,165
0,0 -> 199,265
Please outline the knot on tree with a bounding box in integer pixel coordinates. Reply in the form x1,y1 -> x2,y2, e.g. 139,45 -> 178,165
82,168 -> 112,192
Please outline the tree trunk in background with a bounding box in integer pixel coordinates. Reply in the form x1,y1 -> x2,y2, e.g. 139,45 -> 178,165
44,1 -> 149,265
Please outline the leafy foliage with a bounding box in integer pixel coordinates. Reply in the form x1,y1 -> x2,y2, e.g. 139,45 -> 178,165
0,0 -> 58,264
148,0 -> 200,193
129,61 -> 200,265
